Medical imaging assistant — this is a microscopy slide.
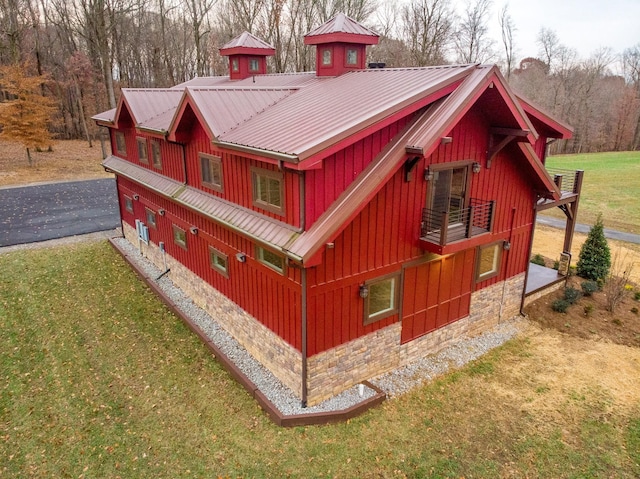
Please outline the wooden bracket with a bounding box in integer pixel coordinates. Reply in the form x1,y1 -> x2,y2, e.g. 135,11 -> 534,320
486,127 -> 529,168
404,156 -> 421,182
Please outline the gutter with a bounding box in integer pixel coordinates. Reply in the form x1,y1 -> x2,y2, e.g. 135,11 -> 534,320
215,140 -> 299,164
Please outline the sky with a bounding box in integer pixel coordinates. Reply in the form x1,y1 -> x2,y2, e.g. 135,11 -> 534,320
453,0 -> 640,64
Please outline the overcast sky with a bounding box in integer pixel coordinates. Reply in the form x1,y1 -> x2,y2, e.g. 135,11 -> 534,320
452,0 -> 640,62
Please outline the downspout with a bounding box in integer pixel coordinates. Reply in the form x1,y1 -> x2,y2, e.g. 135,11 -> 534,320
500,207 -> 516,320
179,142 -> 188,185
298,171 -> 305,230
301,267 -> 308,408
520,198 -> 538,314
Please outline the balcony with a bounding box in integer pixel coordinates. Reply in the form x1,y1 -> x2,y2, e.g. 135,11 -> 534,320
420,198 -> 495,247
537,168 -> 584,211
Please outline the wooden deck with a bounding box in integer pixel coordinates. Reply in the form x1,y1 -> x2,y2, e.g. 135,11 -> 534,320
525,263 -> 566,295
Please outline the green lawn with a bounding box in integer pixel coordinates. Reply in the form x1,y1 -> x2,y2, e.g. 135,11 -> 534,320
544,151 -> 640,234
1,242 -> 639,478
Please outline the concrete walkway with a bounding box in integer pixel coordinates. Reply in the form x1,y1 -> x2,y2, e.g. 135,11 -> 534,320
537,215 -> 640,244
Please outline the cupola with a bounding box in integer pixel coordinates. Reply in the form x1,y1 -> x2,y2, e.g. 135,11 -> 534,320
219,32 -> 276,81
304,13 -> 379,77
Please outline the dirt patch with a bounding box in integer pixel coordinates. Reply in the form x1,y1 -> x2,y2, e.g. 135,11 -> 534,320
0,139 -> 112,187
524,274 -> 640,347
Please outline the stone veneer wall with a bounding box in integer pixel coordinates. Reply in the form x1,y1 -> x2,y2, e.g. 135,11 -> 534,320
306,274 -> 526,405
122,224 -> 303,396
522,280 -> 566,308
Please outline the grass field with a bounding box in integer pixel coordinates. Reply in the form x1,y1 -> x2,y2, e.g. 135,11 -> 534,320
544,151 -> 640,234
2,242 -> 640,478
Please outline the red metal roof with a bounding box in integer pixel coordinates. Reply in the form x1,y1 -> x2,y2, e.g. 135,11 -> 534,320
517,94 -> 573,139
304,13 -> 379,45
219,31 -> 276,56
92,107 -> 116,125
103,155 -> 299,249
113,89 -> 183,132
218,65 -> 476,160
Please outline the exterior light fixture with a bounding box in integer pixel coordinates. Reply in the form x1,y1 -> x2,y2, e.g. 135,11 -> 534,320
189,226 -> 198,235
503,240 -> 511,250
236,253 -> 246,263
424,167 -> 434,181
359,285 -> 369,299
158,208 -> 165,216
472,162 -> 481,174
133,194 -> 140,200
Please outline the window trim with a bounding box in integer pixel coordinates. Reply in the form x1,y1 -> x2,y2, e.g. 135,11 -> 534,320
136,137 -> 149,164
151,140 -> 162,170
346,47 -> 358,65
172,224 -> 187,250
123,195 -> 134,213
363,272 -> 401,326
321,47 -> 333,66
248,57 -> 260,72
145,207 -> 157,229
199,153 -> 224,192
209,246 -> 229,278
115,131 -> 127,156
251,167 -> 284,215
256,246 -> 286,274
475,241 -> 503,282
231,57 -> 239,72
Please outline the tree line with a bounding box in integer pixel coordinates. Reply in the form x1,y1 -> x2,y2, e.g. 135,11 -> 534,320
1,0 -> 639,153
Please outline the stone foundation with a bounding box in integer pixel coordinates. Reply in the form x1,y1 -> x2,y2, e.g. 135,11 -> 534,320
122,225 -> 525,406
306,274 -> 525,405
122,223 -> 303,396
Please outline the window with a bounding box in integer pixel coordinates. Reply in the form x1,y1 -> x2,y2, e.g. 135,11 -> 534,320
363,274 -> 400,325
476,242 -> 502,281
252,168 -> 283,214
232,58 -> 239,72
200,153 -> 223,191
145,208 -> 157,229
322,48 -> 332,66
137,137 -> 148,164
151,140 -> 162,170
173,224 -> 187,249
124,195 -> 134,213
209,246 -> 229,277
249,58 -> 260,72
115,131 -> 127,156
346,48 -> 358,65
256,246 -> 285,274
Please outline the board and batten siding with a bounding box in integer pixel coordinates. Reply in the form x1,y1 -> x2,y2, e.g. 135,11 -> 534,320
117,177 -> 303,350
183,123 -> 301,228
305,105 -> 538,356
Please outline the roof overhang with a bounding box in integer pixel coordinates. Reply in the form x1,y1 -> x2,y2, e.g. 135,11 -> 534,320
303,32 -> 379,45
517,95 -> 573,139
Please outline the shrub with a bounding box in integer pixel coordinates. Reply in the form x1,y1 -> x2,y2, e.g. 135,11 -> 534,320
632,307 -> 639,315
552,299 -> 570,313
564,286 -> 582,304
581,280 -> 599,297
553,259 -> 560,270
576,214 -> 611,281
530,254 -> 546,266
604,250 -> 634,313
635,292 -> 640,301
584,304 -> 594,317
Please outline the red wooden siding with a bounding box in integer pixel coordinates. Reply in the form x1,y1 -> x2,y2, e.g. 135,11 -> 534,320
117,177 -> 303,350
304,115 -> 412,226
183,123 -> 301,228
400,249 -> 475,344
305,103 -> 538,356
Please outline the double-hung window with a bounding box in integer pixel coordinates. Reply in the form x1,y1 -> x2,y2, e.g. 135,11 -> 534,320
200,154 -> 223,192
252,167 -> 284,214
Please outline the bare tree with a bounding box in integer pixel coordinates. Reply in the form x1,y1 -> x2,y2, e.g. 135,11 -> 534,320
622,43 -> 640,150
400,0 -> 453,66
498,3 -> 515,79
453,0 -> 495,64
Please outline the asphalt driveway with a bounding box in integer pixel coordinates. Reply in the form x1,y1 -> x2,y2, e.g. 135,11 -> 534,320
0,178 -> 120,247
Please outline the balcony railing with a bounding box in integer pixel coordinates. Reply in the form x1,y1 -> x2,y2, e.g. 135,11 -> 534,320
546,168 -> 582,194
421,198 -> 495,246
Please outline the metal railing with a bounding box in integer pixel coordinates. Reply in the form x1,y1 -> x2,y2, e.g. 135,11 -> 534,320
421,199 -> 495,245
545,168 -> 582,194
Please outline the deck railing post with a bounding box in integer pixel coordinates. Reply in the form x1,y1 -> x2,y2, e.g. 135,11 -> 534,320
440,211 -> 449,245
466,205 -> 474,238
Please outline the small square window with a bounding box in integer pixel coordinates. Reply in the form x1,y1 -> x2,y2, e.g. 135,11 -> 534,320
145,208 -> 157,229
322,48 -> 332,66
115,131 -> 127,156
200,153 -> 223,192
124,195 -> 134,213
209,246 -> 229,277
232,58 -> 239,72
151,140 -> 162,169
364,274 -> 400,325
346,48 -> 358,65
173,224 -> 187,250
137,137 -> 148,164
252,167 -> 283,214
256,246 -> 285,274
476,243 -> 502,281
249,58 -> 260,72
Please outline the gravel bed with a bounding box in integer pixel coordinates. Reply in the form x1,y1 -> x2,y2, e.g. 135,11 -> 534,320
114,236 -> 525,415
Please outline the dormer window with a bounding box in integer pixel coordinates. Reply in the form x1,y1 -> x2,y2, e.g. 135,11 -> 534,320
137,137 -> 148,164
346,48 -> 358,65
249,58 -> 260,72
115,131 -> 127,156
321,48 -> 332,66
232,58 -> 239,72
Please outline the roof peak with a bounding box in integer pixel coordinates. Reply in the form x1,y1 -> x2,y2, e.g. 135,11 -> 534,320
220,31 -> 276,53
304,12 -> 379,45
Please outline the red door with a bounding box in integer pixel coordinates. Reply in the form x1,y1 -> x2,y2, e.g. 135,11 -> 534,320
400,249 -> 475,344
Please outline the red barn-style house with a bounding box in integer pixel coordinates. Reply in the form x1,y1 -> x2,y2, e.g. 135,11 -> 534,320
94,14 -> 576,406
